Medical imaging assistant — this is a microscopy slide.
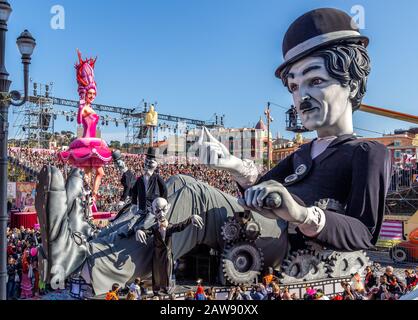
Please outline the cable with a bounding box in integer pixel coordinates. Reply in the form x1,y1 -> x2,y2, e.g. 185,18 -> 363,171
353,127 -> 385,135
268,101 -> 290,110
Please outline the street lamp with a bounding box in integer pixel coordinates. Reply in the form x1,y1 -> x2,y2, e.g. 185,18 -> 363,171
0,1 -> 11,24
0,0 -> 36,300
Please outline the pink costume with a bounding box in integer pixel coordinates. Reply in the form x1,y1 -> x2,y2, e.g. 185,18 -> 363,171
59,50 -> 112,168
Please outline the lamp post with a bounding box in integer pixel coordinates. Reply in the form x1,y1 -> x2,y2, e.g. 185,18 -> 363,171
264,102 -> 273,170
0,0 -> 36,300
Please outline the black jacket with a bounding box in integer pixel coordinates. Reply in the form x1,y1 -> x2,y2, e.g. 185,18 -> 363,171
120,170 -> 136,201
131,173 -> 167,211
150,217 -> 194,290
255,135 -> 392,251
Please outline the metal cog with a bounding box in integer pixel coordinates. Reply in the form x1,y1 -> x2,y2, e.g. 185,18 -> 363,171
325,250 -> 370,278
221,217 -> 242,242
244,221 -> 261,241
222,242 -> 264,285
280,249 -> 328,283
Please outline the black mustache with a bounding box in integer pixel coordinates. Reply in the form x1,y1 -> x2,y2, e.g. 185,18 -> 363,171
299,101 -> 313,111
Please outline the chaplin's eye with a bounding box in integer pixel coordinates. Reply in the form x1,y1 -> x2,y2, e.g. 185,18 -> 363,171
311,78 -> 324,86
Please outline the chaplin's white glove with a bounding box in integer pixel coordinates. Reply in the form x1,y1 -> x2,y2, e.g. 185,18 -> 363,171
191,215 -> 204,229
238,180 -> 308,224
135,230 -> 147,243
197,127 -> 243,174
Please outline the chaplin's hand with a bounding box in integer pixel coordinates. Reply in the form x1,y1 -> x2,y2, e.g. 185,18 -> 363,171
238,180 -> 308,224
135,230 -> 147,244
197,127 -> 243,173
191,215 -> 204,229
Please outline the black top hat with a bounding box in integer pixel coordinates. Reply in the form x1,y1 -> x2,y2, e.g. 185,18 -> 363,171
112,150 -> 122,162
145,147 -> 159,159
275,8 -> 369,78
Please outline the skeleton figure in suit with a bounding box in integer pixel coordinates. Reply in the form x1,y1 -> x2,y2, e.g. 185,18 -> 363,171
135,198 -> 204,295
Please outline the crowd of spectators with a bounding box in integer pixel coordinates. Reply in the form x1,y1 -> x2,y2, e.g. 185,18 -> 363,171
8,147 -> 247,211
104,264 -> 417,301
6,226 -> 43,300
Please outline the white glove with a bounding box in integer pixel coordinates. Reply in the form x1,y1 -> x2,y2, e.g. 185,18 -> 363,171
197,127 -> 243,174
238,180 -> 308,223
135,230 -> 147,243
117,201 -> 125,208
191,215 -> 204,229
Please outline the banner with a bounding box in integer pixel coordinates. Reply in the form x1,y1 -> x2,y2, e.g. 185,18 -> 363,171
16,182 -> 36,210
7,182 -> 16,199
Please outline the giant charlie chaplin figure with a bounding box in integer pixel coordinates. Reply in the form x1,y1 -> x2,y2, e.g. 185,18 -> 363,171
36,8 -> 391,295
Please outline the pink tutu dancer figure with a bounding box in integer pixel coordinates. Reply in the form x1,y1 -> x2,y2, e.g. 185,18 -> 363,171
59,50 -> 112,211
20,250 -> 33,299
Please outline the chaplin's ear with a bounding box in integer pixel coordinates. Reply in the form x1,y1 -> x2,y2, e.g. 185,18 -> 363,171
349,81 -> 359,99
166,202 -> 171,211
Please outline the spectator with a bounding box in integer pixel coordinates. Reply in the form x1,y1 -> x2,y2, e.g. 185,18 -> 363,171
195,285 -> 206,300
184,290 -> 195,300
227,287 -> 241,300
265,283 -> 282,300
6,257 -> 17,300
405,269 -> 418,292
282,286 -> 292,300
129,277 -> 142,300
205,287 -> 216,300
376,275 -> 391,300
262,267 -> 278,287
20,250 -> 33,299
340,282 -> 354,300
364,266 -> 378,292
250,284 -> 267,300
384,266 -> 405,296
303,286 -> 317,300
351,272 -> 365,292
238,285 -> 252,300
126,291 -> 136,300
314,288 -> 329,300
105,283 -> 120,300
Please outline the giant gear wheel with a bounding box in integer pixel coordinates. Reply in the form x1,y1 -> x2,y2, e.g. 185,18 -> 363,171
221,217 -> 242,243
280,249 -> 328,283
325,250 -> 370,278
222,242 -> 264,285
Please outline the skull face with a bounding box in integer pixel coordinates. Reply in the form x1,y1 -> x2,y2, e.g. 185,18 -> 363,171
115,159 -> 127,173
144,157 -> 158,176
152,197 -> 170,222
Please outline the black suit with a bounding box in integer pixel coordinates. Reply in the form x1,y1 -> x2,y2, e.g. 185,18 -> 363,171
131,173 -> 167,211
120,170 -> 136,201
149,217 -> 194,292
255,134 -> 392,251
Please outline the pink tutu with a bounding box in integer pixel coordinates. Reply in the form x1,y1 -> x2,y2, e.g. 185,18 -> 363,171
59,112 -> 112,168
59,137 -> 112,168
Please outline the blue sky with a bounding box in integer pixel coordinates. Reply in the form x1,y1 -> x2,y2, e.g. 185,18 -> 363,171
5,0 -> 418,143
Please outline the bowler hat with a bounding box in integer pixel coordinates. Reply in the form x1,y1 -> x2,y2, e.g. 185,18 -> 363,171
112,150 -> 122,162
275,8 -> 369,78
145,147 -> 160,159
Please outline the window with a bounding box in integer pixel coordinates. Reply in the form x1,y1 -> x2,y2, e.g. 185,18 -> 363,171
394,150 -> 401,159
394,140 -> 401,147
229,137 -> 234,154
